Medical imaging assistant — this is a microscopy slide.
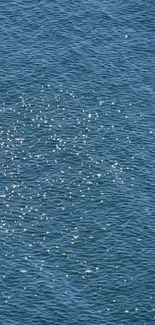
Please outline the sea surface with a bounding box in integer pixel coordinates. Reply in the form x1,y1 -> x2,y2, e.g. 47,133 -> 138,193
0,1 -> 155,324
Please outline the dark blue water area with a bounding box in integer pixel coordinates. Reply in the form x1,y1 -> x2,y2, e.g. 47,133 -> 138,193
0,1 -> 155,324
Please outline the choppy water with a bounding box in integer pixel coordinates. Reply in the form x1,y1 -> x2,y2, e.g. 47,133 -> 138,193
0,1 -> 155,324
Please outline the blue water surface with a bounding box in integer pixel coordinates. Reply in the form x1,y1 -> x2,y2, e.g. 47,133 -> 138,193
0,1 -> 155,324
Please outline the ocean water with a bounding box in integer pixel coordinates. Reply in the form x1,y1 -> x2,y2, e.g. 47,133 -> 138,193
0,1 -> 155,324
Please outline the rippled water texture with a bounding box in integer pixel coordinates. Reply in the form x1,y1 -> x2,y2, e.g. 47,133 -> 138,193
0,1 -> 155,324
